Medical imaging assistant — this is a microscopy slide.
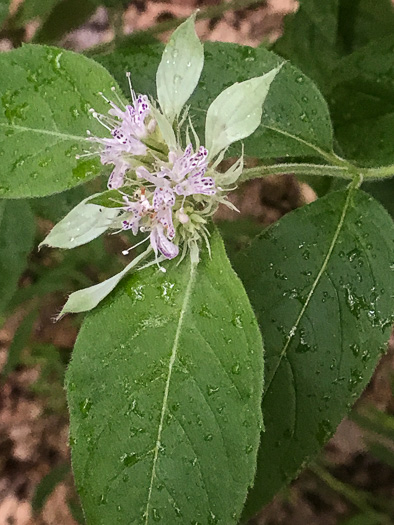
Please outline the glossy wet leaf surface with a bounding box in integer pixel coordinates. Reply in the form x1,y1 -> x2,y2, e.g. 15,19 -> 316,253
235,188 -> 394,517
0,45 -> 116,198
273,0 -> 339,88
0,200 -> 35,316
67,232 -> 264,525
329,35 -> 394,166
98,41 -> 333,160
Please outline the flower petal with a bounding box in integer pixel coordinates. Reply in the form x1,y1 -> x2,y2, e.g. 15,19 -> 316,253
150,226 -> 179,259
205,64 -> 284,160
39,195 -> 119,250
156,13 -> 204,123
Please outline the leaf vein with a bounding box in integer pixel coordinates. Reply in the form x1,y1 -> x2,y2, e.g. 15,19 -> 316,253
144,262 -> 197,525
263,187 -> 355,399
0,122 -> 88,142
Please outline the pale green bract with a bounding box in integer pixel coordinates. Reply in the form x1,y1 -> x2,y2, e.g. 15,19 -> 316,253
205,65 -> 284,160
41,14 -> 282,316
39,195 -> 118,250
156,13 -> 204,123
58,246 -> 153,318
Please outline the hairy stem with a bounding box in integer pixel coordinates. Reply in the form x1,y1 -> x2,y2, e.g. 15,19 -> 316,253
240,163 -> 353,182
240,162 -> 394,183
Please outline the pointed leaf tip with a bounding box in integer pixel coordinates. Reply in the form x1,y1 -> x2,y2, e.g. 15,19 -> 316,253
57,246 -> 153,318
205,63 -> 284,160
39,196 -> 119,250
156,13 -> 204,123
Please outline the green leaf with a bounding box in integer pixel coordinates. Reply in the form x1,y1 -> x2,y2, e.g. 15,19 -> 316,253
205,66 -> 282,160
234,188 -> 394,517
67,231 -> 264,524
361,179 -> 394,218
0,45 -> 118,198
0,200 -> 35,316
156,14 -> 203,124
32,463 -> 70,512
87,187 -> 132,208
39,195 -> 118,249
274,0 -> 340,89
273,0 -> 394,88
97,42 -> 334,160
30,184 -> 90,222
329,36 -> 394,166
341,0 -> 394,51
58,246 -> 152,316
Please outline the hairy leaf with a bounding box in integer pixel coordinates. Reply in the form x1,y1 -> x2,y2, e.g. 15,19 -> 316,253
205,66 -> 282,160
67,232 -> 264,524
235,188 -> 394,517
329,35 -> 394,167
156,14 -> 203,123
39,195 -> 118,249
274,0 -> 339,88
0,45 -> 118,198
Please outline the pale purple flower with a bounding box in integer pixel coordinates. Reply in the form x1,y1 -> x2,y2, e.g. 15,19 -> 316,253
86,75 -> 155,190
150,224 -> 179,260
117,144 -> 216,260
121,193 -> 151,235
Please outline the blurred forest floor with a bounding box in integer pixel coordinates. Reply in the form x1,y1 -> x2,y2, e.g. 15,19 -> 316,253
0,1 -> 394,524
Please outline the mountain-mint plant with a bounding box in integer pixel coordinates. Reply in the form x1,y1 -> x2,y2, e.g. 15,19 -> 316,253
40,16 -> 282,318
0,7 -> 393,525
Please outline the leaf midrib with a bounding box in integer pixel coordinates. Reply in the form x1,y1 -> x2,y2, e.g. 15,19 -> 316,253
0,122 -> 88,142
263,186 -> 355,398
263,125 -> 332,160
144,261 -> 197,524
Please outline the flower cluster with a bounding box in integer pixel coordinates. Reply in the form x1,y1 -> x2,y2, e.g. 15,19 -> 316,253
87,85 -> 218,262
41,14 -> 282,315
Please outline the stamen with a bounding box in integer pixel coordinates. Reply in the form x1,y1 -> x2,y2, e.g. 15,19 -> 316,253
75,152 -> 96,159
98,91 -> 111,104
110,86 -> 127,109
122,235 -> 150,256
126,72 -> 136,104
91,112 -> 112,132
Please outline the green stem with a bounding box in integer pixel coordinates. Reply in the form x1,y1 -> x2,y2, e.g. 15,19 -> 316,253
86,0 -> 266,56
362,164 -> 394,180
240,163 -> 352,182
240,162 -> 394,183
